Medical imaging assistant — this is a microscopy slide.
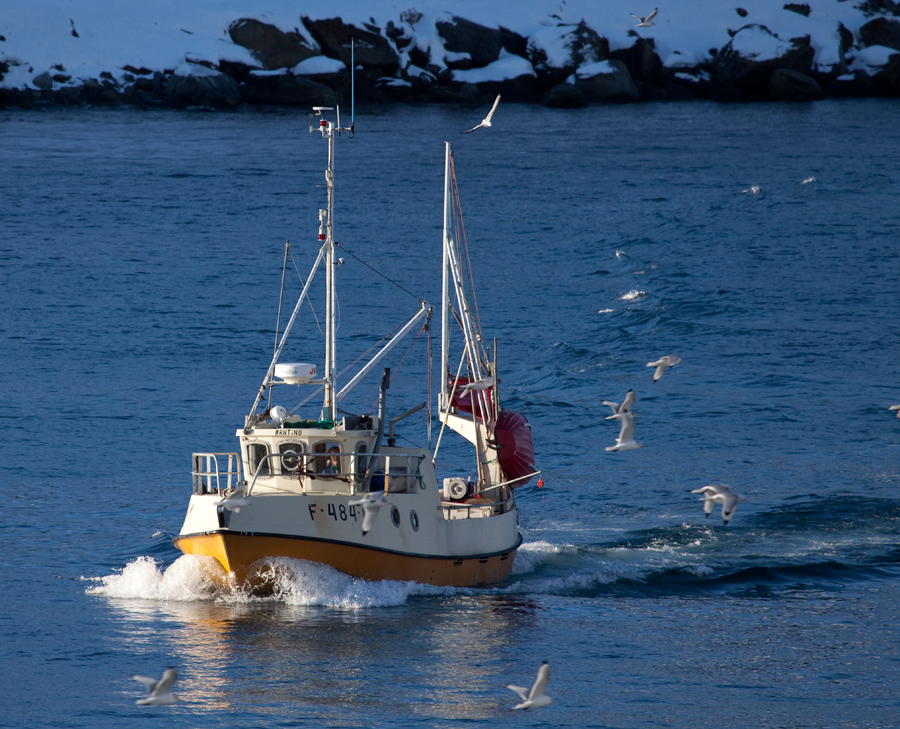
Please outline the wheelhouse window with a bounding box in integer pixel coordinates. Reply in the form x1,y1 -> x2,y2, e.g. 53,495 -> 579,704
313,441 -> 342,475
279,442 -> 305,475
248,443 -> 271,477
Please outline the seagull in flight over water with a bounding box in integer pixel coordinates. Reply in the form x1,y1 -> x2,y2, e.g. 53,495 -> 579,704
463,94 -> 501,133
508,661 -> 552,710
691,484 -> 745,525
349,491 -> 393,535
605,410 -> 644,452
132,668 -> 178,706
890,404 -> 900,419
647,355 -> 682,383
631,8 -> 658,27
603,389 -> 635,418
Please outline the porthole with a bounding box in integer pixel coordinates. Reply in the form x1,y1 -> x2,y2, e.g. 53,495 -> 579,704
391,505 -> 401,527
410,510 -> 419,532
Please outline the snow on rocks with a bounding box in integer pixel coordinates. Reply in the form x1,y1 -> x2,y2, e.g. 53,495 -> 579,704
1,2 -> 899,108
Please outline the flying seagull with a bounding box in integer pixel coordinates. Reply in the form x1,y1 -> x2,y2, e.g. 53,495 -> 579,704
459,375 -> 495,395
691,484 -> 745,525
605,410 -> 643,452
603,389 -> 635,418
217,484 -> 252,513
890,404 -> 900,419
631,8 -> 658,27
508,661 -> 552,710
647,355 -> 682,383
132,668 -> 178,706
348,491 -> 392,535
463,94 -> 501,134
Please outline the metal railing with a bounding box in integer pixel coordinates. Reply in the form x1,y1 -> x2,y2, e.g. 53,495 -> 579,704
244,451 -> 428,496
192,452 -> 242,495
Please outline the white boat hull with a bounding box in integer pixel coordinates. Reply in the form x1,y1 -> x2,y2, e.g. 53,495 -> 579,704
175,492 -> 521,588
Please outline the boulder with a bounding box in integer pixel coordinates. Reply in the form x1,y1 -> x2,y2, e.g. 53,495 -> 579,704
242,73 -> 341,106
661,60 -> 715,98
291,56 -> 348,95
79,77 -> 122,105
542,82 -> 589,108
825,71 -> 882,97
228,19 -> 318,70
384,20 -> 413,51
768,68 -> 824,100
450,52 -> 537,102
166,63 -> 241,107
574,59 -> 639,102
436,16 -> 501,68
873,52 -> 900,95
784,3 -> 811,17
499,27 -> 529,58
32,71 -> 53,90
303,17 -> 398,70
609,37 -> 662,86
858,17 -> 900,52
125,72 -> 165,106
527,20 -> 609,91
664,82 -> 699,100
714,24 -> 815,98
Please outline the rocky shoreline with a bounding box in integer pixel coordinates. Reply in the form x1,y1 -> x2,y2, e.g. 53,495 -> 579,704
3,11 -> 900,109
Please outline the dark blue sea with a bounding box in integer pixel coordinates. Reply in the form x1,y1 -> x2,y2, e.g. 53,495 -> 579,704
2,100 -> 900,728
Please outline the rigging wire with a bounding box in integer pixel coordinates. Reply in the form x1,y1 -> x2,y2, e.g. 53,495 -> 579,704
367,321 -> 427,414
288,246 -> 323,334
285,315 -> 416,416
448,157 -> 489,368
335,240 -> 426,305
269,241 -> 290,410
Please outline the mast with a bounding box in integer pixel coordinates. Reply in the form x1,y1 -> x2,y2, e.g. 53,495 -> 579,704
441,142 -> 452,413
324,114 -> 336,422
313,107 -> 351,423
437,143 -> 497,492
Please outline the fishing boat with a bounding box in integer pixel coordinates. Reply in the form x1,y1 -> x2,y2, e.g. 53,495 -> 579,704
173,107 -> 538,588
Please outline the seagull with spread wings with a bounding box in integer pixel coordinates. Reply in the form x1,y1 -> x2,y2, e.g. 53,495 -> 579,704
507,661 -> 552,710
132,668 -> 178,706
463,94 -> 501,134
605,410 -> 644,452
631,8 -> 658,27
603,389 -> 635,418
691,484 -> 745,525
348,491 -> 392,535
647,354 -> 682,383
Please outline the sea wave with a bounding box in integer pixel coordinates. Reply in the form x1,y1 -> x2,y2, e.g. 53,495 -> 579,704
85,555 -> 436,609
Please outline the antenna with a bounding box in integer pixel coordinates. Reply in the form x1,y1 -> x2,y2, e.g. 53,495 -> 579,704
350,38 -> 356,137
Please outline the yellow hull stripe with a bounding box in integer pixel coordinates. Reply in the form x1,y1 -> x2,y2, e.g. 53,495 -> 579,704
174,531 -> 519,588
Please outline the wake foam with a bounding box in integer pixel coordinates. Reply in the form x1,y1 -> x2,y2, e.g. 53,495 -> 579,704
512,539 -> 571,575
85,555 -> 440,609
85,555 -> 225,601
